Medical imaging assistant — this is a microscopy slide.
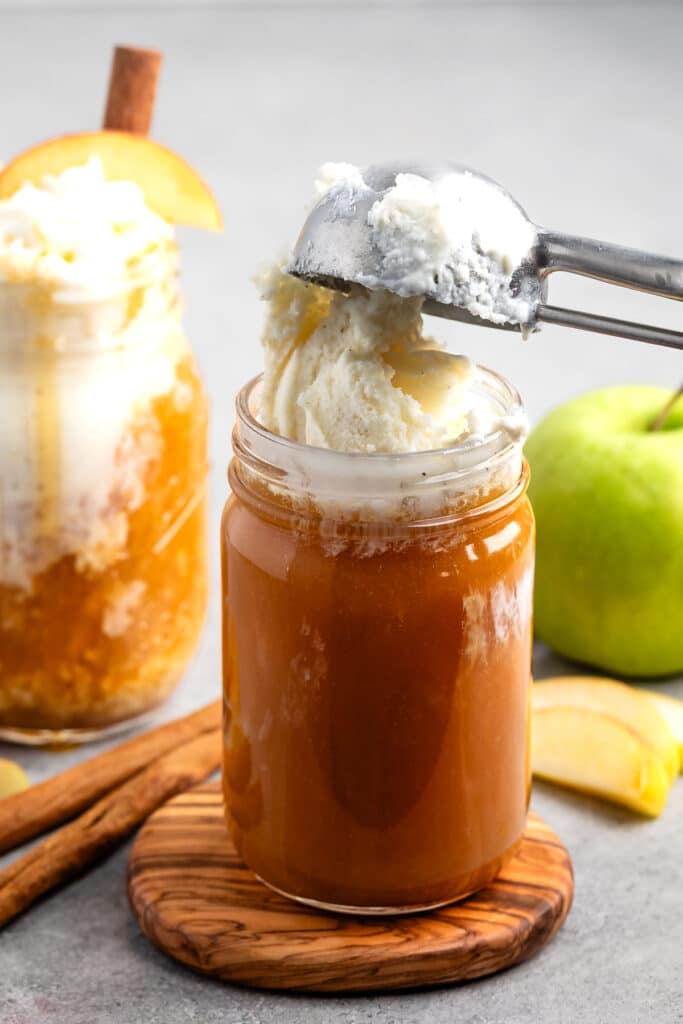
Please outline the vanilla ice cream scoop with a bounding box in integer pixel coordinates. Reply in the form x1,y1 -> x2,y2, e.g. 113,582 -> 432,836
291,161 -> 538,329
257,266 -> 520,454
290,162 -> 683,350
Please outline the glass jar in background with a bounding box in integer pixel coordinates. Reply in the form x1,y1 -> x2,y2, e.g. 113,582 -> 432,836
0,274 -> 208,743
222,369 -> 534,914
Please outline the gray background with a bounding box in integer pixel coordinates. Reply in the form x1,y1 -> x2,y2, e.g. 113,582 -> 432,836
1,3 -> 682,1023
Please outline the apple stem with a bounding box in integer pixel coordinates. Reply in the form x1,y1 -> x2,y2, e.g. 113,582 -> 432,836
651,382 -> 683,431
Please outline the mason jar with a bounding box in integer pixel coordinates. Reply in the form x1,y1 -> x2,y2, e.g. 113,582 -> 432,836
221,367 -> 534,914
0,273 -> 208,743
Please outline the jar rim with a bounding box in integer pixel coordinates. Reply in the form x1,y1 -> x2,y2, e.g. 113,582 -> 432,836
235,366 -> 525,462
232,366 -> 527,517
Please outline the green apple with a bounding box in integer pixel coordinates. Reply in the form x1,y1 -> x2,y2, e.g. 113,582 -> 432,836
525,385 -> 683,678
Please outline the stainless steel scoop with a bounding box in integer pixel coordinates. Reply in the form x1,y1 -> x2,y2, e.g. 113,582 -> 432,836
288,162 -> 683,351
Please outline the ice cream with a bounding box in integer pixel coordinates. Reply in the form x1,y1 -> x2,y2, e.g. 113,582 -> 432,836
292,161 -> 537,329
257,163 -> 531,455
258,267 -> 484,453
364,168 -> 535,326
257,164 -> 529,455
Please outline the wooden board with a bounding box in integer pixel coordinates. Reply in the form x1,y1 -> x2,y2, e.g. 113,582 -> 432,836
128,783 -> 573,993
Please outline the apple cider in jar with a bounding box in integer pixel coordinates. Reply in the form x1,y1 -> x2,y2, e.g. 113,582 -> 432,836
0,158 -> 213,742
222,272 -> 534,913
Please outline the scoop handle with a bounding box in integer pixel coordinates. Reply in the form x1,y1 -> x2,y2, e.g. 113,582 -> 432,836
536,304 -> 683,350
537,229 -> 683,299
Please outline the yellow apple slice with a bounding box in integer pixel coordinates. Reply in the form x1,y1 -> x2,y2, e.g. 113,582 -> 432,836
533,677 -> 679,782
531,706 -> 671,817
0,132 -> 222,231
645,691 -> 683,769
0,758 -> 29,799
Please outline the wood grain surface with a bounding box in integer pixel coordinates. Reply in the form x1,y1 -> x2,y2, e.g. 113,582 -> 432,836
128,783 -> 573,993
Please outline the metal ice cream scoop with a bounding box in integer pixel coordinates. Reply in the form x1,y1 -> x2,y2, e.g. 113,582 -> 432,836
288,162 -> 683,351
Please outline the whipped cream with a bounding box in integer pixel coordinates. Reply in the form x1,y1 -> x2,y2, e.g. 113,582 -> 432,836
0,156 -> 176,301
0,158 -> 187,592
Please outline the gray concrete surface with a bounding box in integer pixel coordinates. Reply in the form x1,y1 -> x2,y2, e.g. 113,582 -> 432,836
1,4 -> 682,1023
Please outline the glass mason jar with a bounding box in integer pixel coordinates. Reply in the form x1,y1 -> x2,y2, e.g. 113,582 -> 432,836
0,274 -> 208,743
222,368 -> 534,914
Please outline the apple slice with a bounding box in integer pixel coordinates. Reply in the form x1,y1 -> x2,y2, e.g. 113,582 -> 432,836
532,676 -> 679,782
0,758 -> 29,800
531,706 -> 672,817
645,691 -> 683,769
0,131 -> 222,231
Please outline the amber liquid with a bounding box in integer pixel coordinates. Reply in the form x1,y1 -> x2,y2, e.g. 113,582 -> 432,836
222,474 -> 534,911
0,355 -> 208,734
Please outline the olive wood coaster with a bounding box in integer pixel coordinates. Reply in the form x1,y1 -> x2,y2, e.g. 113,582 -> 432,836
128,782 -> 573,993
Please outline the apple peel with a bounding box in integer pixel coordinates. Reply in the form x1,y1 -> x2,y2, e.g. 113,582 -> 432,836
645,691 -> 683,769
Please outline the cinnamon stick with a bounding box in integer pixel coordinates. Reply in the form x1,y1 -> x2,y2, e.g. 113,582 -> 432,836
0,701 -> 220,855
103,45 -> 162,135
0,729 -> 221,928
